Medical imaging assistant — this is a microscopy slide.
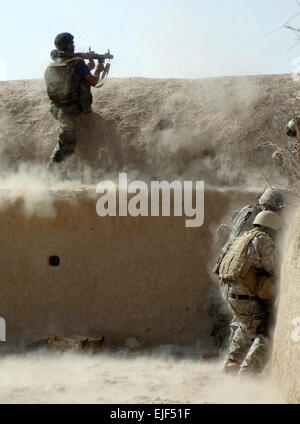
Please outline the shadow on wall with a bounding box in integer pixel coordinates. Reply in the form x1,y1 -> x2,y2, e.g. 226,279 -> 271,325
57,110 -> 153,182
0,76 -> 293,186
76,112 -> 125,172
68,109 -> 243,185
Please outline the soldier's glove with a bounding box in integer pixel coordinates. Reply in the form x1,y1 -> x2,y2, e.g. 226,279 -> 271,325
95,61 -> 105,73
88,59 -> 95,70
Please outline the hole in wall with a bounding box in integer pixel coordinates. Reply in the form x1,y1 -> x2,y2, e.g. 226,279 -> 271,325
49,256 -> 60,267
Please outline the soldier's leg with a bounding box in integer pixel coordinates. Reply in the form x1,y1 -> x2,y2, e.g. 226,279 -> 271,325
232,306 -> 265,376
223,297 -> 264,374
223,322 -> 253,374
216,283 -> 236,350
207,287 -> 232,350
49,106 -> 80,166
228,317 -> 239,347
239,334 -> 270,376
239,302 -> 273,376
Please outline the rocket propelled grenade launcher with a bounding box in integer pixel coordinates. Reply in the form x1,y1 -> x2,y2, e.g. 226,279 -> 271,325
50,49 -> 114,63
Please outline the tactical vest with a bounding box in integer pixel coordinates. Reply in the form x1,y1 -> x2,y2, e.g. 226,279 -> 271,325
218,228 -> 268,295
44,57 -> 82,106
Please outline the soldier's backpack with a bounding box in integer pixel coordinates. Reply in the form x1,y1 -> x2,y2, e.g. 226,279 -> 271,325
44,57 -> 82,105
218,228 -> 267,295
230,205 -> 261,240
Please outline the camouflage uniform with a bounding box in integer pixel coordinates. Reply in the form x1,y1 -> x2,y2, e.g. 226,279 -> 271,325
211,204 -> 262,350
44,57 -> 91,165
218,228 -> 276,375
49,103 -> 81,163
207,288 -> 232,350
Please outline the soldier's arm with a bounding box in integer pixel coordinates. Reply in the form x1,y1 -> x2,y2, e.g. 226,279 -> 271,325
86,74 -> 99,87
85,62 -> 105,87
256,235 -> 276,276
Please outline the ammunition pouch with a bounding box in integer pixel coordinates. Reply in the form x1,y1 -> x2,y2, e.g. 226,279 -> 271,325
256,276 -> 276,301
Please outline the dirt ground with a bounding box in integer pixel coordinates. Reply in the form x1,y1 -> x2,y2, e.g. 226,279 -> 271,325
0,350 -> 283,404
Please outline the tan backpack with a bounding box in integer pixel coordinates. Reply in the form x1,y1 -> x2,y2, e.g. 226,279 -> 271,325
44,57 -> 82,105
218,228 -> 267,295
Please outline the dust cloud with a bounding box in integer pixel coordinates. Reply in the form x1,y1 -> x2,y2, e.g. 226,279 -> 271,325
0,74 -> 296,404
0,164 -> 94,218
0,350 -> 283,404
0,74 -> 291,190
135,77 -> 267,185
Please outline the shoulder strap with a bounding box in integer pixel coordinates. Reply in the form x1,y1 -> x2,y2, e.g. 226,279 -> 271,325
48,57 -> 82,68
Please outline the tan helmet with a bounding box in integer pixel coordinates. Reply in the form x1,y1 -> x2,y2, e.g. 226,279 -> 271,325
253,211 -> 282,231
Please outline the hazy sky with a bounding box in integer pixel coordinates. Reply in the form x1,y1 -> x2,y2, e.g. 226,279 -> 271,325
1,0 -> 300,80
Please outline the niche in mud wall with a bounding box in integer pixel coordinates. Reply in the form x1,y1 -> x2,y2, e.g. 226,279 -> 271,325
49,256 -> 60,267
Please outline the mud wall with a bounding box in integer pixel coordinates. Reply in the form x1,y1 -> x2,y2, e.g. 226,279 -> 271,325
0,75 -> 296,186
0,188 -> 253,347
272,209 -> 300,404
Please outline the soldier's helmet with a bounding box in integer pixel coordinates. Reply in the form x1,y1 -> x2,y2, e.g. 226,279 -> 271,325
258,187 -> 284,211
253,211 -> 282,231
54,33 -> 74,51
286,119 -> 297,138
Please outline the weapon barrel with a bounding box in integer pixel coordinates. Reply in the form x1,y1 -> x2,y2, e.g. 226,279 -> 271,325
89,53 -> 114,61
51,50 -> 114,61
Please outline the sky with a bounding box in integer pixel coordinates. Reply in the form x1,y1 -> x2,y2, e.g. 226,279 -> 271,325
0,0 -> 300,80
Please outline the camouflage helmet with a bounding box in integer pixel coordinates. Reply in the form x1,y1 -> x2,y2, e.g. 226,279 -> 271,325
286,119 -> 297,138
258,187 -> 284,210
253,211 -> 282,231
54,33 -> 74,51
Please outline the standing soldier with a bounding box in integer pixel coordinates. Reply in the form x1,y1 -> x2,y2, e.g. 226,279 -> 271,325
216,211 -> 282,376
208,188 -> 283,352
44,33 -> 104,169
216,187 -> 284,249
